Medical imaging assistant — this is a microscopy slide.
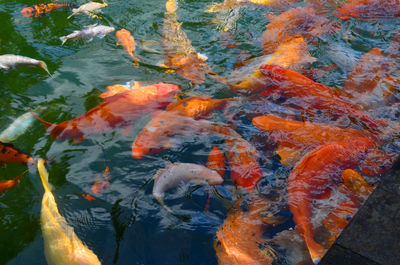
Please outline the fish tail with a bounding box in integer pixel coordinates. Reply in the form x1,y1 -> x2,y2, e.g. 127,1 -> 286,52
38,61 -> 51,76
14,169 -> 29,183
37,159 -> 51,193
60,36 -> 68,45
155,196 -> 174,213
28,110 -> 55,130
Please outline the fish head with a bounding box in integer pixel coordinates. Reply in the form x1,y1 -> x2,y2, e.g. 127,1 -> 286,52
116,28 -> 129,39
20,7 -> 36,17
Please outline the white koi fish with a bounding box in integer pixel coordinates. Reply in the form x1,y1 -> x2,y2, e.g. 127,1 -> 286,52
0,54 -> 51,75
153,163 -> 223,212
0,107 -> 46,143
37,159 -> 102,265
68,2 -> 108,19
60,24 -> 115,45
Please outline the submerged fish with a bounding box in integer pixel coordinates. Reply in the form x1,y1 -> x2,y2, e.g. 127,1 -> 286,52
91,165 -> 110,194
60,24 -> 115,45
68,1 -> 107,19
0,107 -> 46,143
37,159 -> 102,265
260,7 -> 340,54
32,83 -> 180,143
20,2 -> 74,17
0,54 -> 51,75
212,126 -> 262,193
206,146 -> 226,178
152,163 -> 223,212
252,114 -> 371,166
162,0 -> 210,84
259,64 -> 382,131
228,35 -> 316,94
333,0 -> 400,20
0,170 -> 28,194
288,137 -> 375,263
215,196 -> 283,265
116,29 -> 138,62
341,169 -> 373,197
0,142 -> 34,166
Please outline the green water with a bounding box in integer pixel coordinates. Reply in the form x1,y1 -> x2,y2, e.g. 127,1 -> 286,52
1,0 -> 400,264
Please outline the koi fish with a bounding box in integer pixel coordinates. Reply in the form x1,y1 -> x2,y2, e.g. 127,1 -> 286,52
98,81 -> 145,99
162,0 -> 210,84
0,54 -> 51,75
116,29 -> 138,62
260,7 -> 340,54
206,146 -> 226,177
0,170 -> 28,194
165,96 -> 232,119
152,163 -> 223,212
288,137 -> 375,263
20,2 -> 75,17
91,165 -> 110,194
341,169 -> 373,197
215,196 -> 283,265
82,194 -> 97,201
212,126 -> 262,193
60,24 -> 115,45
320,199 -> 360,248
252,114 -> 371,165
0,142 -> 34,166
361,149 -> 396,177
228,35 -> 316,94
333,0 -> 400,20
131,111 -> 213,158
32,83 -> 180,143
37,159 -> 102,265
259,64 -> 382,131
207,0 -> 299,12
0,107 -> 46,143
68,1 -> 107,19
131,96 -> 231,158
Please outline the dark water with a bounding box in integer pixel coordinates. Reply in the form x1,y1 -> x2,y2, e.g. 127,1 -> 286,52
1,0 -> 400,264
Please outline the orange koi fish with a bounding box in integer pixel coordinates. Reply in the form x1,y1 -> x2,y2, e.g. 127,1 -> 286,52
82,194 -> 96,201
116,29 -> 138,63
288,137 -> 375,263
20,2 -> 74,17
162,0 -> 210,84
321,199 -> 360,248
341,169 -> 373,197
32,83 -> 180,143
212,126 -> 262,192
131,111 -> 213,159
344,48 -> 388,95
361,149 -> 396,177
260,7 -> 340,54
333,0 -> 400,20
252,114 -> 371,165
91,165 -> 110,194
165,96 -> 232,119
206,146 -> 226,177
0,142 -> 34,165
229,35 -> 316,94
0,170 -> 28,193
215,196 -> 282,265
132,96 -> 231,158
259,64 -> 382,131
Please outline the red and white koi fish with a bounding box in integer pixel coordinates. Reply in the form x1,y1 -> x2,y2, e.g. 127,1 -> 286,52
21,2 -> 75,17
333,0 -> 400,20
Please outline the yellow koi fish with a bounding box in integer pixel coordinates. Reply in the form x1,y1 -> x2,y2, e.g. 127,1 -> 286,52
37,159 -> 102,265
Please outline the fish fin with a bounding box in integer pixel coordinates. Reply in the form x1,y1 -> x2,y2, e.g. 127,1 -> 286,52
72,137 -> 85,144
38,61 -> 51,76
28,110 -> 55,130
59,36 -> 68,45
120,125 -> 133,136
0,63 -> 10,70
37,159 -> 52,193
14,169 -> 29,183
67,12 -> 75,19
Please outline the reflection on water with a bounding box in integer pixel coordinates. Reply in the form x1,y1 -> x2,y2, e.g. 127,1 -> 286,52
1,0 -> 400,264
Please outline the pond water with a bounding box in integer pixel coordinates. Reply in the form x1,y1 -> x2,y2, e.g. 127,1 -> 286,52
1,0 -> 400,264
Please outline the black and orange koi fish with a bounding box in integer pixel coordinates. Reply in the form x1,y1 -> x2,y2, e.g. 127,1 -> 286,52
20,2 -> 75,17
